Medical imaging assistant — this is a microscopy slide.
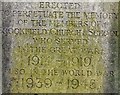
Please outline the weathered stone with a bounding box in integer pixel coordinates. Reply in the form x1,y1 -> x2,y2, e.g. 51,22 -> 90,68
1,2 -> 119,93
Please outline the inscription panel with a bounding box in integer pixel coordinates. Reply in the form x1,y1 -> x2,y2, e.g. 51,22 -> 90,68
2,2 -> 118,93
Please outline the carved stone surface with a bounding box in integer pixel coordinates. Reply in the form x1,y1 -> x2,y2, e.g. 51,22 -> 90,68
1,2 -> 119,93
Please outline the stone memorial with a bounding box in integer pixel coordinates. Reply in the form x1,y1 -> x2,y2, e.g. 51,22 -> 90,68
1,1 -> 119,94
